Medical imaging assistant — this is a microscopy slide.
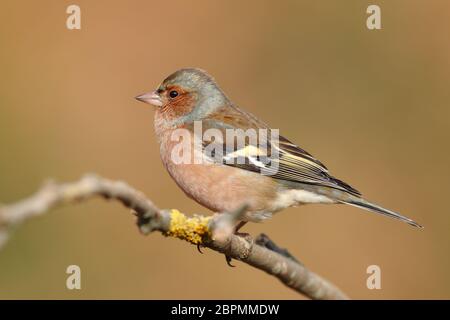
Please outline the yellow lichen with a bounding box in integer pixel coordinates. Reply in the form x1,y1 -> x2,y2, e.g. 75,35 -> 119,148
163,209 -> 212,245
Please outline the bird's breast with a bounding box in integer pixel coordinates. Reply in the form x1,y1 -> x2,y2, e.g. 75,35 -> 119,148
157,129 -> 281,219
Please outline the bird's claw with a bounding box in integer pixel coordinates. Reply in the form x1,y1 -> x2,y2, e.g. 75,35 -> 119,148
225,255 -> 235,267
197,244 -> 204,254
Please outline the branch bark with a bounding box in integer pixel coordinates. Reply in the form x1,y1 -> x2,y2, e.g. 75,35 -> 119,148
0,174 -> 348,300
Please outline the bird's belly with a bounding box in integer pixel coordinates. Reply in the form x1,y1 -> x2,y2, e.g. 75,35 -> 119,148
165,160 -> 280,221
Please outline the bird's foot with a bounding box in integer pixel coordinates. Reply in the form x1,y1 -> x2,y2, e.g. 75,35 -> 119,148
224,222 -> 252,268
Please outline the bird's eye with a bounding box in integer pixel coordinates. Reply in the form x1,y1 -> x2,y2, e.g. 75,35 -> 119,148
169,90 -> 179,98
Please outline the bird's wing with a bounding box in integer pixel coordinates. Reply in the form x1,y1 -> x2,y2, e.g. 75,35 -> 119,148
199,107 -> 361,196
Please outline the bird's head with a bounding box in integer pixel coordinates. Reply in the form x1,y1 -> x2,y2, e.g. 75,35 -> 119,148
135,68 -> 228,121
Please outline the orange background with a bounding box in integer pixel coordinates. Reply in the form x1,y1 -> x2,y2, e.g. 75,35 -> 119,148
0,0 -> 449,299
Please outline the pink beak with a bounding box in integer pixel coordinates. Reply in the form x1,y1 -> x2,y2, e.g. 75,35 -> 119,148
135,91 -> 163,107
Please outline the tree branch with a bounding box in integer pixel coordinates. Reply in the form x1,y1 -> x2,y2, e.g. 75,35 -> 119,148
0,174 -> 349,300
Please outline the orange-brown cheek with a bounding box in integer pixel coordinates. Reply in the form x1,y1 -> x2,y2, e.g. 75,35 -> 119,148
162,95 -> 196,118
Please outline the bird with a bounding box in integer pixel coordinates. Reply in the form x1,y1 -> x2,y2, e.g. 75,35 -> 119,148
135,68 -> 422,230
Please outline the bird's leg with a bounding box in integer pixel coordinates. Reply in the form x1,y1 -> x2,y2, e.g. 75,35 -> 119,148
234,221 -> 247,234
234,221 -> 253,244
197,218 -> 249,260
199,221 -> 248,256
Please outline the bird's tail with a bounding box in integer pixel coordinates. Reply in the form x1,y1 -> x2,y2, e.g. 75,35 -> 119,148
339,197 -> 423,228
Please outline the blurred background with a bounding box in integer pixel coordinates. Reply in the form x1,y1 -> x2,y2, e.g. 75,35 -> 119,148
0,0 -> 449,299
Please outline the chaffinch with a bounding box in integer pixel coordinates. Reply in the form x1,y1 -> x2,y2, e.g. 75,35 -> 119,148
136,68 -> 421,228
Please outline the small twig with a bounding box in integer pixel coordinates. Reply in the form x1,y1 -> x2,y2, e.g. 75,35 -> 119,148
0,174 -> 348,300
255,233 -> 301,264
